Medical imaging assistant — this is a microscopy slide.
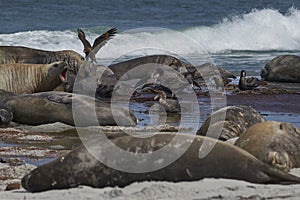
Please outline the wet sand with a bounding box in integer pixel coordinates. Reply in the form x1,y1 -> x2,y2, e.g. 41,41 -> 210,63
227,93 -> 300,114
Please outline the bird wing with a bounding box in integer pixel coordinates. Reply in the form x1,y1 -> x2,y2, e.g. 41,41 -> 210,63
91,27 -> 117,55
77,28 -> 92,55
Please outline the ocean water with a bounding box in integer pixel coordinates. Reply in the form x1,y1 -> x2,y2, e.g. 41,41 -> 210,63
0,0 -> 299,127
1,1 -> 299,75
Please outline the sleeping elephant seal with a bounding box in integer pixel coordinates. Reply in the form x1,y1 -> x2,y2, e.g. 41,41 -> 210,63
261,55 -> 300,83
0,61 -> 67,94
2,91 -> 137,127
197,105 -> 265,141
21,133 -> 300,192
235,121 -> 300,172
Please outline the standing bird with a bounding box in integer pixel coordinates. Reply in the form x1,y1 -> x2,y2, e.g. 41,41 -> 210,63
77,27 -> 117,62
239,70 -> 260,90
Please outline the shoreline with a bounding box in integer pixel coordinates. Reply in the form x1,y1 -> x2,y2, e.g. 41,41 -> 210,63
0,89 -> 299,198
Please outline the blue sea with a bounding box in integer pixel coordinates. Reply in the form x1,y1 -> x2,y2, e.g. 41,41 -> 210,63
0,0 -> 299,73
0,0 -> 299,127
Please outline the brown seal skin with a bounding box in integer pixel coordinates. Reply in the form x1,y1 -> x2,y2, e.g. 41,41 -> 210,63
22,133 -> 300,193
197,105 -> 265,141
3,91 -> 137,127
261,55 -> 300,83
0,61 -> 67,94
108,55 -> 235,88
235,121 -> 300,172
0,46 -> 84,92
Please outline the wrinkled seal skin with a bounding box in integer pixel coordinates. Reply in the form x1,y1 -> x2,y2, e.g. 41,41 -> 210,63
0,61 -> 67,94
21,133 -> 300,192
3,91 -> 137,127
0,46 -> 84,91
108,55 -> 195,80
197,105 -> 265,141
108,55 -> 235,88
235,121 -> 300,172
261,55 -> 300,83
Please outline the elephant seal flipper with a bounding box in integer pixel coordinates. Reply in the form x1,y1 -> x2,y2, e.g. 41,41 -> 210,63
21,134 -> 300,192
46,92 -> 73,104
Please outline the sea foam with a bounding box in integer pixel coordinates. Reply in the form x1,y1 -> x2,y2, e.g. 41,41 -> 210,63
0,8 -> 299,61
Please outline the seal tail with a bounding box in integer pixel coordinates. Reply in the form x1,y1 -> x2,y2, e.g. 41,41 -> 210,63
263,165 -> 300,184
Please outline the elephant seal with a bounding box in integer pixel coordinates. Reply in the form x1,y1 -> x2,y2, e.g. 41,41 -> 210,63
22,133 -> 300,192
261,55 -> 300,83
0,45 -> 84,92
0,61 -> 67,94
197,105 -> 265,141
108,54 -> 196,80
2,91 -> 137,126
108,55 -> 235,88
239,70 -> 260,90
235,121 -> 300,172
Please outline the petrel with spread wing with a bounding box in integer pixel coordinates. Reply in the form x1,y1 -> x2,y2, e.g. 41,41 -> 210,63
77,27 -> 117,62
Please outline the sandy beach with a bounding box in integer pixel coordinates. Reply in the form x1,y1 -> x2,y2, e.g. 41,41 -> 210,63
2,172 -> 300,200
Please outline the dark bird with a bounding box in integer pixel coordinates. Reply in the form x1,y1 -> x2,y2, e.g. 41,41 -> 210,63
153,90 -> 179,113
239,70 -> 260,90
77,27 -> 117,62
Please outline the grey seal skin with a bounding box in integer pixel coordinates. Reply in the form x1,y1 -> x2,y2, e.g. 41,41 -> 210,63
108,54 -> 196,80
108,55 -> 235,88
0,61 -> 67,94
72,61 -> 118,99
235,121 -> 300,173
2,91 -> 137,127
197,105 -> 265,141
261,55 -> 300,83
0,103 -> 12,126
21,133 -> 300,192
